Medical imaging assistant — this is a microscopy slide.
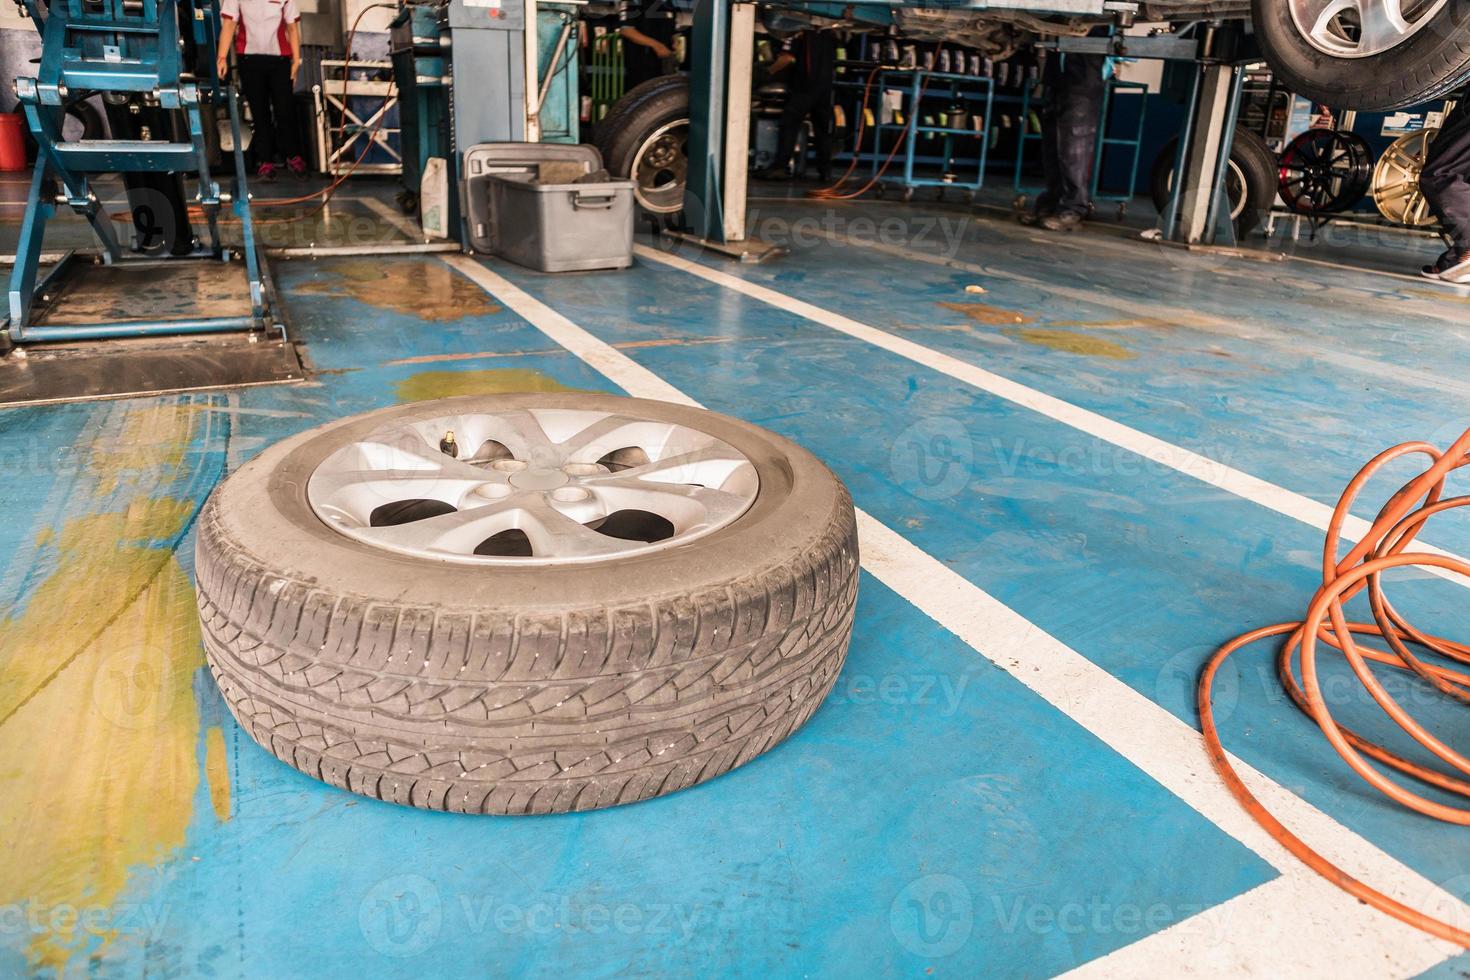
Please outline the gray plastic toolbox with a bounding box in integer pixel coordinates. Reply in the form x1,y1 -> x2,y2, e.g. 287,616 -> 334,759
462,142 -> 635,273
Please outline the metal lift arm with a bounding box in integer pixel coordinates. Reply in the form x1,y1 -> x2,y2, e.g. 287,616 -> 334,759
4,0 -> 267,344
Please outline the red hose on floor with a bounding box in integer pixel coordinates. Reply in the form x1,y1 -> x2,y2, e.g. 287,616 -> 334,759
1200,427 -> 1470,947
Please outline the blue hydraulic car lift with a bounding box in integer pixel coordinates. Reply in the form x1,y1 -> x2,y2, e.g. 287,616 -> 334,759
5,0 -> 271,345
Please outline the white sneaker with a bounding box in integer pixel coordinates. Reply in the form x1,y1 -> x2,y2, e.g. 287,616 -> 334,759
1441,252 -> 1470,284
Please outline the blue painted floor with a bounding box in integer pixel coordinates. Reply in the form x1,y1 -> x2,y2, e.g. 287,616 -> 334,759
1,193 -> 1468,977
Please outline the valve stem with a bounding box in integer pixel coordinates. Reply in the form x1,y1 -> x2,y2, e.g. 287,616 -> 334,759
439,430 -> 458,457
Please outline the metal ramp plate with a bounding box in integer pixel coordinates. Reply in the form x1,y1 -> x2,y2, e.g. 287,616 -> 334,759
28,259 -> 256,330
1,259 -> 303,407
0,331 -> 302,407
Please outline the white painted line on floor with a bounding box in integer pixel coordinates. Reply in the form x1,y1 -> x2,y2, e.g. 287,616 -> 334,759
353,194 -> 430,243
635,244 -> 1470,585
269,241 -> 459,258
442,253 -> 1463,977
1064,873 -> 1439,978
859,513 -> 1463,978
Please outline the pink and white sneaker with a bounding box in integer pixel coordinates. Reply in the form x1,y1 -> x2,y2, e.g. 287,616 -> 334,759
285,155 -> 307,177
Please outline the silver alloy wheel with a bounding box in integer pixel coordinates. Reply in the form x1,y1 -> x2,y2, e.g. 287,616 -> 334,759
1288,0 -> 1450,58
1226,160 -> 1248,221
1164,160 -> 1249,221
306,408 -> 758,564
631,118 -> 689,213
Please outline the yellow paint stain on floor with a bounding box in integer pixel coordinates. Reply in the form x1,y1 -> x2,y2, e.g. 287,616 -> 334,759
90,404 -> 196,495
937,300 -> 1036,326
1046,317 -> 1175,330
0,402 -> 209,971
0,499 -> 194,724
1004,328 -> 1135,360
204,726 -> 231,823
0,549 -> 202,971
296,258 -> 502,321
396,367 -> 581,402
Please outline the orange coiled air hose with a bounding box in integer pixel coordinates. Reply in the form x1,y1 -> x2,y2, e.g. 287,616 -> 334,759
1200,427 -> 1470,947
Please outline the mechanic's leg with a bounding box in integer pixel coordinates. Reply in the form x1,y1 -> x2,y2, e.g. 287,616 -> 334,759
768,88 -> 817,178
1053,53 -> 1106,217
237,56 -> 277,166
809,88 -> 834,182
1421,101 -> 1470,263
265,55 -> 304,162
1033,54 -> 1064,217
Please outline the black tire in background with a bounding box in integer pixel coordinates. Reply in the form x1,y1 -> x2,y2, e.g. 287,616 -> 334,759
592,73 -> 686,147
13,99 -> 105,164
195,393 -> 860,816
596,77 -> 690,215
1253,0 -> 1470,111
1149,128 -> 1277,237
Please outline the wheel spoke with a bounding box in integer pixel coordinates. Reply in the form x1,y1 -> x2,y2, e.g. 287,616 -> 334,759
1308,0 -> 1358,41
479,409 -> 560,466
310,468 -> 493,519
357,499 -> 520,554
1356,0 -> 1412,53
518,499 -> 627,559
585,444 -> 753,488
559,413 -> 673,457
591,476 -> 753,530
350,438 -> 489,480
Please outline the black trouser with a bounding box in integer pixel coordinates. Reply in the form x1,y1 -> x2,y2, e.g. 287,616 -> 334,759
1421,100 -> 1470,253
238,53 -> 301,163
1036,52 -> 1106,218
773,85 -> 833,178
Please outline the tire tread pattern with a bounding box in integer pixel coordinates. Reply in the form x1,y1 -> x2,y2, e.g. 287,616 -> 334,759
1252,0 -> 1470,111
195,488 -> 858,815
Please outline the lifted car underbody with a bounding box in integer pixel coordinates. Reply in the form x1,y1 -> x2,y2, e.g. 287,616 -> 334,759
777,1 -> 1253,62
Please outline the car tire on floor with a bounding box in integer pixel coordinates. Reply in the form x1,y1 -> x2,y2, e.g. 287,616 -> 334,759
194,393 -> 859,815
1150,128 -> 1278,238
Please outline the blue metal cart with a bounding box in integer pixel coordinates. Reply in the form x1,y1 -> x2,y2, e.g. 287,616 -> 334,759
871,69 -> 995,202
1091,78 -> 1149,217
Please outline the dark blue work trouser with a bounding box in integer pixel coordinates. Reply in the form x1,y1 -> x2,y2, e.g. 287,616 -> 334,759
1036,52 -> 1107,218
1422,100 -> 1470,253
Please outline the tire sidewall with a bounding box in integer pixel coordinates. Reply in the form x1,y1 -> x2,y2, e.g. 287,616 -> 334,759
1253,0 -> 1470,109
1149,131 -> 1276,235
203,393 -> 849,614
593,73 -> 686,149
1228,128 -> 1278,233
597,81 -> 691,214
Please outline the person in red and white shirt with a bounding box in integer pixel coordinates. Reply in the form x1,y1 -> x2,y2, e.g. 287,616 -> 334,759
216,0 -> 305,178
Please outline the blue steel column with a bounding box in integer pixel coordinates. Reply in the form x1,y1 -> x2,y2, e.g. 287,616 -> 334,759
1159,66 -> 1201,241
684,0 -> 728,242
1202,65 -> 1246,247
